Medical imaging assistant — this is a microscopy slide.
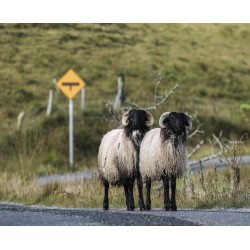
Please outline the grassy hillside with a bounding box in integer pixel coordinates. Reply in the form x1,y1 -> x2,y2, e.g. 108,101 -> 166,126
0,23 -> 250,176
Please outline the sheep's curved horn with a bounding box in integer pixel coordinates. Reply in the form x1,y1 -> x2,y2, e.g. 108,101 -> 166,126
159,112 -> 171,128
185,114 -> 192,130
122,111 -> 130,126
145,112 -> 154,127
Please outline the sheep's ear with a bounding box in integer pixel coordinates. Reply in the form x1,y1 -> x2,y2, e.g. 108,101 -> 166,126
122,111 -> 130,126
145,111 -> 154,127
159,112 -> 171,128
182,113 -> 192,129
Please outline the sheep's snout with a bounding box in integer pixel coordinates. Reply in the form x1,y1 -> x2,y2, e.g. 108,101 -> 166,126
171,119 -> 184,133
132,130 -> 143,147
132,130 -> 140,137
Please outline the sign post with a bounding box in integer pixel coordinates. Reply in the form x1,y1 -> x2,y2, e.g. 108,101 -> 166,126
57,69 -> 86,167
69,99 -> 74,167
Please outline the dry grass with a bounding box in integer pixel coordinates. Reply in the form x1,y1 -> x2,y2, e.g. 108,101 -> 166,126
1,166 -> 250,209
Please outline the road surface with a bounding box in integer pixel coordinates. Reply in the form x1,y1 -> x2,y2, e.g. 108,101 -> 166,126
0,203 -> 249,226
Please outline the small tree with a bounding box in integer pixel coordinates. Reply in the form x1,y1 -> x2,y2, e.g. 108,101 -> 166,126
213,133 -> 248,197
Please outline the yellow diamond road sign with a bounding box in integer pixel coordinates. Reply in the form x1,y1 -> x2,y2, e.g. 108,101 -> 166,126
57,69 -> 86,99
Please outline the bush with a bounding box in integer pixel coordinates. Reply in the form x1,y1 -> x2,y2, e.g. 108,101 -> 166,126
240,104 -> 250,112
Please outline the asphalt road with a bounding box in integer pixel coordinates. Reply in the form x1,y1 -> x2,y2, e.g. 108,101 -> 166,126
0,203 -> 249,226
189,155 -> 250,170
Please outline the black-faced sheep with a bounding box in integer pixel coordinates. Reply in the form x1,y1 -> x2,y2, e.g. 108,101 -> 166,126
139,112 -> 192,211
98,110 -> 154,210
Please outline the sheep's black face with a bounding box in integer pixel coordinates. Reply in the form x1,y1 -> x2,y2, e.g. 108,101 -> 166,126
164,112 -> 189,135
125,110 -> 151,150
127,110 -> 149,131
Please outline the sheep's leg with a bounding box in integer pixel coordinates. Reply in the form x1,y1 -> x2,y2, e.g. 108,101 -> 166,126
127,179 -> 135,211
124,181 -> 129,209
145,178 -> 151,210
170,175 -> 177,211
137,174 -> 146,211
162,175 -> 170,211
103,181 -> 109,210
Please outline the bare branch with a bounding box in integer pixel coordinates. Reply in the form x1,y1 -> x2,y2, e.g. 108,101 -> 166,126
188,140 -> 204,158
213,133 -> 247,169
154,78 -> 161,107
197,161 -> 207,195
105,102 -> 121,124
124,76 -> 179,111
190,112 -> 198,120
212,134 -> 225,151
212,134 -> 233,165
189,151 -> 222,167
208,138 -> 214,155
124,101 -> 143,110
144,83 -> 179,111
188,124 -> 204,138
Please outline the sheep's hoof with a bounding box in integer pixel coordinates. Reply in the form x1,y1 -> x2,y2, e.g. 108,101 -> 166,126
126,202 -> 135,211
164,204 -> 171,211
146,204 -> 151,210
171,202 -> 177,211
127,206 -> 135,211
139,201 -> 146,211
103,202 -> 109,210
171,206 -> 177,211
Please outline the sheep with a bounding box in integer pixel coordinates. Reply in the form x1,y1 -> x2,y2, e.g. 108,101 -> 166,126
98,109 -> 154,211
139,112 -> 192,211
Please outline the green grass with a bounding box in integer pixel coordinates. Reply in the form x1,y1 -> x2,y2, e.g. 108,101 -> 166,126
0,24 -> 249,169
0,24 -> 250,208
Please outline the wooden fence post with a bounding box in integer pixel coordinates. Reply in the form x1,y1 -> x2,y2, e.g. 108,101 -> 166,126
81,88 -> 86,113
211,96 -> 217,114
17,111 -> 25,131
46,89 -> 54,116
113,74 -> 125,110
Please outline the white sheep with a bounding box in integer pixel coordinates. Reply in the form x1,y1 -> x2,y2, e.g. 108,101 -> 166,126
139,112 -> 192,211
98,109 -> 154,210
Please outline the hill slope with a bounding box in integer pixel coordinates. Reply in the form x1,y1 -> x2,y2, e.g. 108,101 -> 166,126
0,23 -> 249,175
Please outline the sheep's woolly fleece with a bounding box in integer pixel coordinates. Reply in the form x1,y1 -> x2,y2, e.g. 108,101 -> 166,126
139,128 -> 187,181
98,129 -> 137,184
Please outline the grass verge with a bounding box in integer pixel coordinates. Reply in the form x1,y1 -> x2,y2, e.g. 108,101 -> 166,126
0,166 -> 250,209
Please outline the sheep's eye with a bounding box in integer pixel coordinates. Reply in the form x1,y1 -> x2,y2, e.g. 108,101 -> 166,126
165,117 -> 170,123
128,116 -> 133,122
170,117 -> 175,123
